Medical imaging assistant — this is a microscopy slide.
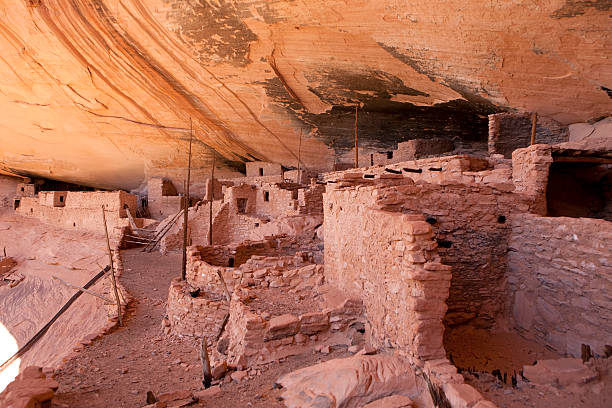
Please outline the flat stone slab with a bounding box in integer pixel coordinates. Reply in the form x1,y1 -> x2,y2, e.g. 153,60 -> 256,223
523,358 -> 598,386
276,354 -> 419,408
362,395 -> 414,407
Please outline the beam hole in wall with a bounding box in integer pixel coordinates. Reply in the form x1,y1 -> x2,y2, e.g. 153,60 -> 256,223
497,215 -> 506,224
546,161 -> 612,221
73,222 -> 76,227
436,239 -> 452,248
426,216 -> 437,225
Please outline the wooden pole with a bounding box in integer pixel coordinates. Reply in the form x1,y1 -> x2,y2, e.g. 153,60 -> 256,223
102,206 -> 122,326
181,119 -> 193,280
52,275 -> 115,304
200,337 -> 213,389
208,150 -> 216,246
354,105 -> 359,168
530,112 -> 537,145
297,129 -> 302,183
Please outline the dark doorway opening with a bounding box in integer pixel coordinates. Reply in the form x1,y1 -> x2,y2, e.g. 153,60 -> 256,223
236,198 -> 248,214
546,161 -> 611,221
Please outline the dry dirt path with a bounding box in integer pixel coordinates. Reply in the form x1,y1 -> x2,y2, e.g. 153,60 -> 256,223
51,249 -> 347,408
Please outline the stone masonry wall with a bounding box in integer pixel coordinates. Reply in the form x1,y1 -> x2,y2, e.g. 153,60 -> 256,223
372,138 -> 455,165
166,277 -> 229,344
324,180 -> 452,361
511,144 -> 553,216
488,112 -> 569,158
225,286 -> 363,367
508,214 -> 612,358
0,175 -> 19,208
16,191 -> 136,235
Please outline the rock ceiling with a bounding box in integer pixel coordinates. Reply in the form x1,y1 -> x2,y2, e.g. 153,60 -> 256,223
0,0 -> 610,190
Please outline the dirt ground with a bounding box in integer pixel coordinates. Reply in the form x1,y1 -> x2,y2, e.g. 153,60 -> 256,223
444,325 -> 612,408
444,325 -> 561,375
52,249 -> 349,408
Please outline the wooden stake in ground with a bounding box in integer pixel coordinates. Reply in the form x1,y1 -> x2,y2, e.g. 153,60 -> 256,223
297,128 -> 302,183
208,149 -> 216,246
354,105 -> 359,168
200,337 -> 213,389
181,119 -> 194,281
530,112 -> 537,145
102,206 -> 122,326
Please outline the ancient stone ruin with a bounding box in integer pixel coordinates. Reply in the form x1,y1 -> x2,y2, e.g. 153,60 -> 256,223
0,2 -> 610,408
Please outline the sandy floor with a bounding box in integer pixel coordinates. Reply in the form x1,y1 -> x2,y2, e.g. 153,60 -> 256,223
0,210 -> 110,391
444,325 -> 612,407
52,248 -> 350,408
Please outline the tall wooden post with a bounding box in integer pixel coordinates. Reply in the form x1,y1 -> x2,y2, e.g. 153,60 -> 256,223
181,119 -> 193,281
102,206 -> 122,326
208,150 -> 216,246
530,112 -> 537,145
297,129 -> 302,183
354,105 -> 359,168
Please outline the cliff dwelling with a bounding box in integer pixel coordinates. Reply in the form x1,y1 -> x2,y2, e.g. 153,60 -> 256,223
0,1 -> 611,408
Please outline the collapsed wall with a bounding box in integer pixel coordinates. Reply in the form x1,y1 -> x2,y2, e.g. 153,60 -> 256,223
508,214 -> 612,357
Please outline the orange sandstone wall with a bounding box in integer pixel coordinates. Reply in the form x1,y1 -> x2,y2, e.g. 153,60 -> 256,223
0,1 -> 609,190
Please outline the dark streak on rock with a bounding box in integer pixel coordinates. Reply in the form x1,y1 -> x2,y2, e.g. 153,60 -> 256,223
260,69 -> 495,159
304,68 -> 429,104
551,0 -> 612,18
166,0 -> 257,66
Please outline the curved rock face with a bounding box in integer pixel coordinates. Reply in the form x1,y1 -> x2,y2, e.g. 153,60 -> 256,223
0,1 -> 610,190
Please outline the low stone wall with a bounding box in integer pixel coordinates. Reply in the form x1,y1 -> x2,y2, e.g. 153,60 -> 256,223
165,278 -> 229,344
508,214 -> 612,357
225,288 -> 363,367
